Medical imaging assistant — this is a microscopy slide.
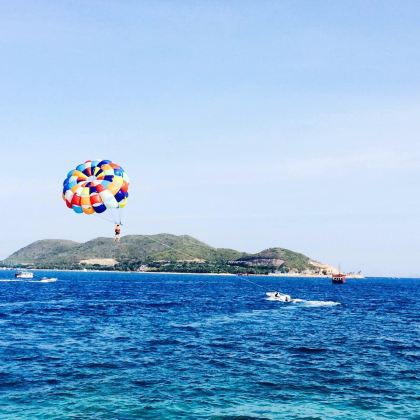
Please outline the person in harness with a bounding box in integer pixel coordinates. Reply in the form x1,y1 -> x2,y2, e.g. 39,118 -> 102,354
114,224 -> 121,242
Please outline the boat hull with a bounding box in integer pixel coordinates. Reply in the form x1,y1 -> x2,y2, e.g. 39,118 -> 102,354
332,275 -> 346,284
332,279 -> 345,284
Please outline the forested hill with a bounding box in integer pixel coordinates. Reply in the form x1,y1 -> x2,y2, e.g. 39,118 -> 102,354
1,234 -> 333,275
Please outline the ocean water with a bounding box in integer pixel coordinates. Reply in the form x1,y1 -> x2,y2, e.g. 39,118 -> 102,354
0,271 -> 418,419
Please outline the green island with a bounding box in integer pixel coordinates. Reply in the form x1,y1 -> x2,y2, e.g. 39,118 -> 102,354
1,234 -> 337,276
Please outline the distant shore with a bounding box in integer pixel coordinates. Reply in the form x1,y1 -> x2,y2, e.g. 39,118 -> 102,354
271,272 -> 366,279
2,267 -> 365,278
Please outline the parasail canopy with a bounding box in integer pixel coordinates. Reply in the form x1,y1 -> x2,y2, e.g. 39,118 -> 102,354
62,160 -> 129,217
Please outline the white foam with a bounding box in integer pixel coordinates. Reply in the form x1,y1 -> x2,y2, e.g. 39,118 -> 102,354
0,279 -> 27,282
0,279 -> 57,283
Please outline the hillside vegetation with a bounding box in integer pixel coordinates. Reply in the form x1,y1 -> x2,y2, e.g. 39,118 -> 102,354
1,234 -> 322,275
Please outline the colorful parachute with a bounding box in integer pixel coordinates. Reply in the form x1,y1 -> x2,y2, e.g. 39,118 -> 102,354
62,160 -> 129,217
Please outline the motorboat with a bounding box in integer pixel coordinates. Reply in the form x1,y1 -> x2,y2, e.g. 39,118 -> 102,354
266,291 -> 292,302
15,271 -> 34,279
39,277 -> 57,283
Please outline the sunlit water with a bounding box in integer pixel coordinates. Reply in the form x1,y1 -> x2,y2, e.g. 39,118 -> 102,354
0,270 -> 418,419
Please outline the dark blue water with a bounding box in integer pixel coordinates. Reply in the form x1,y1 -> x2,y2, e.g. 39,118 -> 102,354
0,271 -> 418,419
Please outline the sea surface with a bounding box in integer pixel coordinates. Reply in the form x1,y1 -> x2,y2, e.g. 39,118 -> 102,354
0,271 -> 418,419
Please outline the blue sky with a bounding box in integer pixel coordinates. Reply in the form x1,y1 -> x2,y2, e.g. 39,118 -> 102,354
1,1 -> 419,276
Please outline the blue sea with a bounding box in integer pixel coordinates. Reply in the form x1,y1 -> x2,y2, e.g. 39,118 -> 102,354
0,271 -> 418,419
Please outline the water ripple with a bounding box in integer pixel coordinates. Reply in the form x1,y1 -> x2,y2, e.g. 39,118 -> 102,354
0,270 -> 418,419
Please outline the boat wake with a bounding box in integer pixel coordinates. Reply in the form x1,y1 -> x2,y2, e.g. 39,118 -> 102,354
0,279 -> 57,283
299,300 -> 340,307
0,279 -> 31,282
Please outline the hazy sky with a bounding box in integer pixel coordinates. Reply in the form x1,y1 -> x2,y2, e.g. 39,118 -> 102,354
1,1 -> 419,276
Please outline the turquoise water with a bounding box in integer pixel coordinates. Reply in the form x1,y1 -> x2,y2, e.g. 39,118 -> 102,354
0,271 -> 418,419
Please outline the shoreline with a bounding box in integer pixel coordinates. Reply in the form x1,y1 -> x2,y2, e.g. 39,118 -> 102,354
3,267 -> 419,279
1,267 -> 365,278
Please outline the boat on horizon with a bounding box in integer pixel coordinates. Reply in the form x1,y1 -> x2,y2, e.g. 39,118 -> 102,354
15,271 -> 34,279
332,272 -> 346,284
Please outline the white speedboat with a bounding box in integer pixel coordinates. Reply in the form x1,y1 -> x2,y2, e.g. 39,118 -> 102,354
39,277 -> 57,283
266,291 -> 292,302
15,271 -> 34,279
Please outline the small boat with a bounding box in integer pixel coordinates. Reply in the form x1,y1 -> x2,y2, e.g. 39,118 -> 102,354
39,277 -> 57,283
332,273 -> 346,284
15,271 -> 34,279
266,292 -> 292,302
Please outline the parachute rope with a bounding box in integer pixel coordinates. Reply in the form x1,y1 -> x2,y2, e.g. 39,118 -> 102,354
93,212 -> 116,224
142,234 -> 202,261
138,234 -> 265,289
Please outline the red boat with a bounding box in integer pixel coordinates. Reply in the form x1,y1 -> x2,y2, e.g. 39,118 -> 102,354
332,273 -> 346,284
